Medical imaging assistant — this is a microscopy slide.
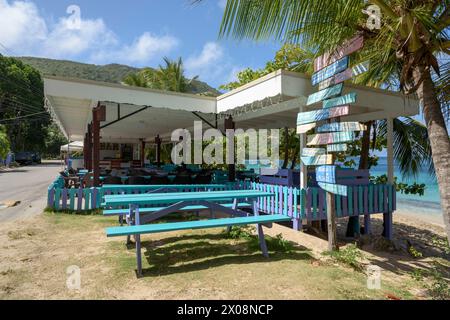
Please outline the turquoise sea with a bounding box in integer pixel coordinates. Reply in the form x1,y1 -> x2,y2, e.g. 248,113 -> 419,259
370,157 -> 442,216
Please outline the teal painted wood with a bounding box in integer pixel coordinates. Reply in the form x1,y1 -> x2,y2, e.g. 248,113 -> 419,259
302,148 -> 326,157
358,186 -> 363,213
311,56 -> 349,86
379,186 -> 383,212
316,165 -> 337,184
297,105 -> 349,125
101,184 -> 226,192
293,188 -> 298,219
274,185 -> 279,214
317,122 -> 366,133
327,144 -> 348,152
369,185 -> 373,213
84,189 -> 90,210
103,202 -> 253,216
348,186 -> 353,215
336,194 -> 342,217
308,131 -> 354,146
388,185 -> 393,212
301,189 -> 306,219
323,93 -> 357,109
306,83 -> 344,105
301,155 -> 332,166
102,190 -> 275,207
318,182 -> 348,196
54,188 -> 61,210
106,214 -> 291,237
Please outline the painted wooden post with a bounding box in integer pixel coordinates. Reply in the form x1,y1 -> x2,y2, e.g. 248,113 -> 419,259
87,123 -> 92,171
92,104 -> 105,187
140,139 -> 146,168
224,116 -> 235,182
155,135 -> 162,167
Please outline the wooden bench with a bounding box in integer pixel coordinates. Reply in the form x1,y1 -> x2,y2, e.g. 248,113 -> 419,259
103,202 -> 252,216
106,214 -> 290,237
102,190 -> 288,277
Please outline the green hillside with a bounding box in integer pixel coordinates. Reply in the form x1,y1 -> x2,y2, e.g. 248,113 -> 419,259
17,57 -> 221,96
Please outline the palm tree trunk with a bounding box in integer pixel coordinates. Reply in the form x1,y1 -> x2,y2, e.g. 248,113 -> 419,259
414,66 -> 450,242
346,121 -> 373,237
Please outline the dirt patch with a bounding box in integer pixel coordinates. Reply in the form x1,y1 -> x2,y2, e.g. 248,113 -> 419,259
0,212 -> 447,299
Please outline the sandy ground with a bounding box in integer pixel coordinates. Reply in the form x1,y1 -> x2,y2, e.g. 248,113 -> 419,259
0,207 -> 448,300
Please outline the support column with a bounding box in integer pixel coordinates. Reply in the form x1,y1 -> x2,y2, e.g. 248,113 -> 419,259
224,116 -> 235,182
87,123 -> 92,171
92,104 -> 106,187
83,133 -> 88,170
383,117 -> 394,240
155,135 -> 162,167
140,139 -> 146,167
295,106 -> 307,231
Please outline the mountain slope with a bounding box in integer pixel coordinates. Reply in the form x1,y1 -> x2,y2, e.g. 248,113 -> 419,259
17,57 -> 221,96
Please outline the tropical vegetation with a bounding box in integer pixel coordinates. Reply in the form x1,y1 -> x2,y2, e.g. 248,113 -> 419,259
217,0 -> 450,242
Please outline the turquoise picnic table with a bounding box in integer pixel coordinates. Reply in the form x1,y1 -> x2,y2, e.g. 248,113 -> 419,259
103,189 -> 290,277
101,184 -> 227,194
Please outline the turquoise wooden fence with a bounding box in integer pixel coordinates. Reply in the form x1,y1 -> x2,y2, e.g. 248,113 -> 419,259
47,177 -> 396,224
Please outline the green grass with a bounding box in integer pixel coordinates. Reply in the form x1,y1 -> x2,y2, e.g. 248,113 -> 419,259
323,244 -> 365,272
0,212 -> 433,299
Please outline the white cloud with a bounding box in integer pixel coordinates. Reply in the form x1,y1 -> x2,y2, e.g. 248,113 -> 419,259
186,42 -> 224,71
0,0 -> 47,54
0,0 -> 178,65
92,32 -> 179,65
218,0 -> 227,10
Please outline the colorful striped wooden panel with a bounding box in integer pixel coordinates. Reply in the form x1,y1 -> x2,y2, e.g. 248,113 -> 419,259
302,148 -> 326,157
316,165 -> 337,184
307,131 -> 355,146
297,105 -> 349,125
318,68 -> 353,91
314,36 -> 364,71
327,144 -> 348,152
318,182 -> 348,196
301,155 -> 333,166
296,123 -> 316,134
306,83 -> 343,105
317,121 -> 367,132
312,56 -> 349,86
323,93 -> 357,109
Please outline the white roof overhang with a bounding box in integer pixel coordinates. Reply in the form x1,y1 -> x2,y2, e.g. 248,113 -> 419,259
44,70 -> 419,142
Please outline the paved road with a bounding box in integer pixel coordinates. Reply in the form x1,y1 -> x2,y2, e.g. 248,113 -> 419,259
0,160 -> 63,222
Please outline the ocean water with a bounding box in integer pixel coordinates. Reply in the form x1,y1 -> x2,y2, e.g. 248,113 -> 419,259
370,157 -> 442,215
245,156 -> 443,215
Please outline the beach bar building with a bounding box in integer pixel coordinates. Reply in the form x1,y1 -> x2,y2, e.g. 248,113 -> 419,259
44,70 -> 419,239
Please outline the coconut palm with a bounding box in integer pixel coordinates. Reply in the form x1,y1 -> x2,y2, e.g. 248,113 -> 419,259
218,0 -> 450,242
123,57 -> 198,93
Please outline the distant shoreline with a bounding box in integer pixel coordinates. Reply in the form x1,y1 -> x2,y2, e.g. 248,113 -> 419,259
394,208 -> 444,227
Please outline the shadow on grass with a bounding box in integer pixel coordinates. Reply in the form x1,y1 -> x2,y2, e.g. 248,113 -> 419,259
126,232 -> 312,278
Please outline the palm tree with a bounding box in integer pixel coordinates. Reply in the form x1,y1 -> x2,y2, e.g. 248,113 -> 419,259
123,57 -> 198,93
218,0 -> 450,242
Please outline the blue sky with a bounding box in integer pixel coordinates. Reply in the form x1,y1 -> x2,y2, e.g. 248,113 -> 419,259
0,0 -> 282,89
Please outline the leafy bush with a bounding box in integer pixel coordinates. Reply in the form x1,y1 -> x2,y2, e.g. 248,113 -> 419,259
223,226 -> 254,240
324,244 -> 365,272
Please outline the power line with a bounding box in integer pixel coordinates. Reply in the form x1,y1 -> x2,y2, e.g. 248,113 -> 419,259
0,73 -> 44,98
0,97 -> 49,118
0,111 -> 48,122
